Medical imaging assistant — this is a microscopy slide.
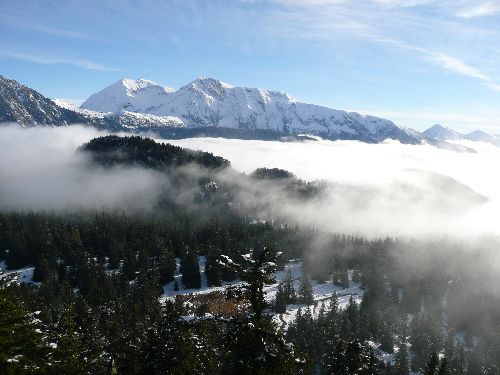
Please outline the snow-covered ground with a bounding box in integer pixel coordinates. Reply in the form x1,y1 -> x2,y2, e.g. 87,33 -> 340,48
162,256 -> 237,298
161,256 -> 364,330
267,261 -> 363,329
0,261 -> 38,285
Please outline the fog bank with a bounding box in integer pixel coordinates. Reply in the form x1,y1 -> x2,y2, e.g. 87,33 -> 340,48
169,137 -> 500,237
0,125 -> 167,211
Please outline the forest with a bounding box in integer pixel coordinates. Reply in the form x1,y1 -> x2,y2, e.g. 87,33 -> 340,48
1,136 -> 500,374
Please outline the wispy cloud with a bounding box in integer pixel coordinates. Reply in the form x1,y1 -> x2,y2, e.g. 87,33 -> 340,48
266,0 -> 500,93
457,2 -> 500,18
0,15 -> 99,41
350,108 -> 500,132
0,50 -> 120,72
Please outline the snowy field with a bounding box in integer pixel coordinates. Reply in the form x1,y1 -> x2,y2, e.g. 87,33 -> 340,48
160,256 -> 364,329
0,261 -> 37,285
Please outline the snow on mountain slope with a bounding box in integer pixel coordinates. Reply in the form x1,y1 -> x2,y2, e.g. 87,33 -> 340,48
82,77 -> 424,144
423,124 -> 463,140
0,75 -> 87,126
423,124 -> 500,148
53,98 -> 109,119
54,97 -> 185,129
82,78 -> 174,113
465,130 -> 500,144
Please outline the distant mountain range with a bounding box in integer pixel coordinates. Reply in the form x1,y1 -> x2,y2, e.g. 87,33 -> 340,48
423,124 -> 500,147
0,74 -> 496,150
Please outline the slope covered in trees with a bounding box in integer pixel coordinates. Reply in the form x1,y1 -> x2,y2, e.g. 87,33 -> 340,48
1,135 -> 500,374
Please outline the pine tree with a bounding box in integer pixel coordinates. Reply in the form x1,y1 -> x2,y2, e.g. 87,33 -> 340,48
298,267 -> 314,305
393,345 -> 410,375
283,269 -> 297,304
449,343 -> 467,375
0,275 -> 47,372
380,328 -> 394,354
220,247 -> 297,374
437,357 -> 450,375
275,284 -> 287,314
205,245 -> 222,287
158,247 -> 176,284
50,304 -> 88,374
180,247 -> 201,289
423,352 -> 439,375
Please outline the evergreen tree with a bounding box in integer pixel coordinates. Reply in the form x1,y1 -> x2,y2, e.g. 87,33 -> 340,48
275,283 -> 287,314
283,269 -> 297,304
437,357 -> 450,375
220,247 -> 297,374
423,352 -> 439,375
158,246 -> 176,284
49,304 -> 88,374
449,343 -> 467,375
298,267 -> 314,305
0,275 -> 47,372
380,328 -> 394,354
205,245 -> 222,287
180,247 -> 201,289
393,345 -> 410,375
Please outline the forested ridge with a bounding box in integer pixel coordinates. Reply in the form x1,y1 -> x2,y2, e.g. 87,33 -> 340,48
1,136 -> 500,374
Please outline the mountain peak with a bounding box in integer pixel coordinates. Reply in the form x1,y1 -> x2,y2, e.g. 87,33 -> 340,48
81,78 -> 174,112
114,78 -> 174,95
465,129 -> 498,143
182,77 -> 233,94
423,124 -> 463,140
193,77 -> 232,88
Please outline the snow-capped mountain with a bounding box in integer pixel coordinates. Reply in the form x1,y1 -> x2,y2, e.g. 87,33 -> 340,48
423,124 -> 463,141
423,124 -> 500,147
0,74 -> 492,150
0,75 -> 86,126
464,130 -> 499,144
81,77 -> 424,144
82,78 -> 174,113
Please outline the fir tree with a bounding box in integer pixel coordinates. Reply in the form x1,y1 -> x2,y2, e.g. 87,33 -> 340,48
275,283 -> 287,314
298,267 -> 314,305
393,345 -> 410,375
180,248 -> 201,289
158,247 -> 176,284
437,357 -> 450,375
0,275 -> 47,372
423,352 -> 439,375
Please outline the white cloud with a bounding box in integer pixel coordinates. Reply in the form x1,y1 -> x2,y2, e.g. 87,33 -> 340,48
0,50 -> 120,72
0,126 -> 166,211
349,108 -> 500,132
426,52 -> 490,81
170,136 -> 500,238
267,0 -> 500,93
457,1 -> 500,17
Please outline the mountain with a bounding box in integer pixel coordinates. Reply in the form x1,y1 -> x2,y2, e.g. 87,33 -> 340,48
464,130 -> 500,145
423,124 -> 500,147
0,75 -> 482,150
0,75 -> 86,126
81,78 -> 174,113
423,124 -> 463,140
81,77 -> 424,144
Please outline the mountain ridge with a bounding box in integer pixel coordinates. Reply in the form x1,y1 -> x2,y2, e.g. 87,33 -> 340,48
81,77 -> 424,144
423,123 -> 500,146
0,75 -> 489,150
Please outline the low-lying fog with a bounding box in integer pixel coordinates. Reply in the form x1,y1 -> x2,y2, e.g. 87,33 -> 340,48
0,124 -> 498,238
170,136 -> 500,238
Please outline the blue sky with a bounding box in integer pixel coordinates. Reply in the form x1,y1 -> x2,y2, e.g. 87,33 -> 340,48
1,0 -> 500,132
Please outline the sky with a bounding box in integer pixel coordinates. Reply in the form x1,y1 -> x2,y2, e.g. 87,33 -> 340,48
1,0 -> 500,132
